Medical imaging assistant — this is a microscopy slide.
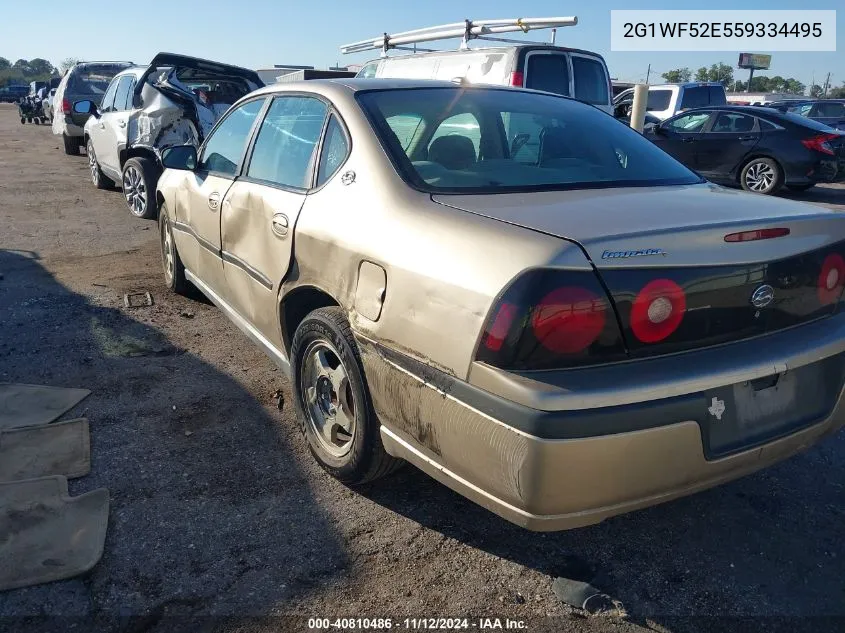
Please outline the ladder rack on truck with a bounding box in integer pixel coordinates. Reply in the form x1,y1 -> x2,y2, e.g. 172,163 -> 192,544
340,17 -> 578,57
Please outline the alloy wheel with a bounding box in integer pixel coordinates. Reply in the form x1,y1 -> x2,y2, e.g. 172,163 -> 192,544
300,341 -> 357,458
745,162 -> 776,192
161,216 -> 174,285
123,166 -> 147,216
88,144 -> 99,186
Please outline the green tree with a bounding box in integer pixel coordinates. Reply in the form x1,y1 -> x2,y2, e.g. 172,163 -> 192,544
59,58 -> 79,74
0,57 -> 10,70
784,78 -> 805,94
662,67 -> 691,83
707,62 -> 734,86
829,83 -> 845,99
694,67 -> 709,82
27,58 -> 55,76
809,84 -> 823,98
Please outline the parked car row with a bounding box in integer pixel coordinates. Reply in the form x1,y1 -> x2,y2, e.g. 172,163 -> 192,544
36,28 -> 845,531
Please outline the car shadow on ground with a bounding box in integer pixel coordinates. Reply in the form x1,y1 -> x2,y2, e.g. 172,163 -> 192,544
778,184 -> 845,208
361,405 -> 845,621
0,249 -> 346,629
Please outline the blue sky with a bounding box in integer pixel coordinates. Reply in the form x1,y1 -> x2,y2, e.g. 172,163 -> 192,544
1,0 -> 841,89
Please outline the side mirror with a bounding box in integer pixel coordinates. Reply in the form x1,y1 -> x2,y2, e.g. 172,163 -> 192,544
653,124 -> 668,136
73,100 -> 97,117
161,145 -> 197,171
613,103 -> 630,119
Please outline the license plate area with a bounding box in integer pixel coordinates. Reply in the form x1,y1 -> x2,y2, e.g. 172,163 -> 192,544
703,353 -> 845,459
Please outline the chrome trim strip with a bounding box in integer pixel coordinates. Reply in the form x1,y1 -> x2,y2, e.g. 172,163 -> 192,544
172,221 -> 220,257
184,269 -> 290,376
221,250 -> 273,290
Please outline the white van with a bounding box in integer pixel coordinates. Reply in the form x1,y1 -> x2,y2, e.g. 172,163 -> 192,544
613,82 -> 727,121
356,46 -> 613,113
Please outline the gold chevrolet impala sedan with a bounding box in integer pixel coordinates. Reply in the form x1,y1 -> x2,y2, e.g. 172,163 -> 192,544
155,79 -> 845,530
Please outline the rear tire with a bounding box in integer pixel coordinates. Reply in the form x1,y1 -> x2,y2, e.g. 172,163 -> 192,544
87,140 -> 113,190
122,157 -> 159,219
63,133 -> 80,155
291,307 -> 402,485
740,157 -> 783,195
158,202 -> 190,296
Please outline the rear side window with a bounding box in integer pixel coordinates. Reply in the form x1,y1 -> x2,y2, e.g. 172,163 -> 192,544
248,96 -> 328,189
709,112 -> 755,133
199,98 -> 265,176
646,90 -> 672,111
680,87 -> 709,109
316,115 -> 350,187
571,56 -> 608,105
525,55 -> 570,96
708,86 -> 727,105
814,102 -> 845,118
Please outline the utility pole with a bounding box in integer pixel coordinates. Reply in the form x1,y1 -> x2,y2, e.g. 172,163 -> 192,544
645,64 -> 651,85
823,72 -> 831,97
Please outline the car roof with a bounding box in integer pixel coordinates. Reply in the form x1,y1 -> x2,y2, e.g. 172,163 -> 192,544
251,77 -> 498,97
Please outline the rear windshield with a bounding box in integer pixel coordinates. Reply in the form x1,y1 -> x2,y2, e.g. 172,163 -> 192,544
68,64 -> 132,96
357,87 -> 701,194
525,55 -> 570,96
780,111 -> 839,132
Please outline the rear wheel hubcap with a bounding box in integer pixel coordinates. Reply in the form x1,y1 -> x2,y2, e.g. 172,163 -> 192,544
301,341 -> 356,457
88,145 -> 98,184
745,162 -> 775,192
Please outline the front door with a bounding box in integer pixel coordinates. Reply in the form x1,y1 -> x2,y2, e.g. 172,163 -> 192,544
220,95 -> 330,345
694,111 -> 760,180
98,75 -> 135,176
175,98 -> 266,294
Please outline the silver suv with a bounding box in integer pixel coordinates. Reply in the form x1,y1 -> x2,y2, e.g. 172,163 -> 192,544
76,53 -> 263,218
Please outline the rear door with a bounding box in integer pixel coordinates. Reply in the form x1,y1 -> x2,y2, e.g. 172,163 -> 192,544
86,78 -> 119,157
175,97 -> 266,293
569,53 -> 611,113
694,111 -> 760,179
220,95 -> 331,337
98,75 -> 135,176
651,111 -> 714,167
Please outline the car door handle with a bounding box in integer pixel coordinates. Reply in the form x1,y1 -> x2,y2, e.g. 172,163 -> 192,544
681,137 -> 696,143
738,135 -> 755,141
271,213 -> 289,237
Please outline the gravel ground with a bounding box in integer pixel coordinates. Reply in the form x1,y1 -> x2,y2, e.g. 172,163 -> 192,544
0,104 -> 843,633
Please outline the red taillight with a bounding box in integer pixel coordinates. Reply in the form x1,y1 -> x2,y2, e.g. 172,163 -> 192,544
510,71 -> 524,87
801,133 -> 839,156
531,287 -> 607,354
724,227 -> 791,242
61,97 -> 71,115
818,253 -> 845,305
483,302 -> 517,352
630,279 -> 686,343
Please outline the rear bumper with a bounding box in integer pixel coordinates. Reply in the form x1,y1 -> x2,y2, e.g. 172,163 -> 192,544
359,314 -> 845,531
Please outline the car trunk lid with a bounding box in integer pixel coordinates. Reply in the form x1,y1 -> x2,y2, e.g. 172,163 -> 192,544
433,183 -> 845,355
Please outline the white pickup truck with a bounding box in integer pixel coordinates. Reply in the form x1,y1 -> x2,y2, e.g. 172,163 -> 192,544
613,82 -> 727,121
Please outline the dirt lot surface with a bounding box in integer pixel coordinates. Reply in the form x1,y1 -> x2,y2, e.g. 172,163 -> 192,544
0,103 -> 844,633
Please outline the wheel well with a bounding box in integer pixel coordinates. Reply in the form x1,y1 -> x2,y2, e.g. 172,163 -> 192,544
280,287 -> 340,352
120,146 -> 160,170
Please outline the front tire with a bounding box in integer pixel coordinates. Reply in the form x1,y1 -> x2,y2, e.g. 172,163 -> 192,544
158,202 -> 189,296
87,140 -> 113,190
740,157 -> 783,195
122,157 -> 159,219
63,133 -> 80,155
291,307 -> 401,484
